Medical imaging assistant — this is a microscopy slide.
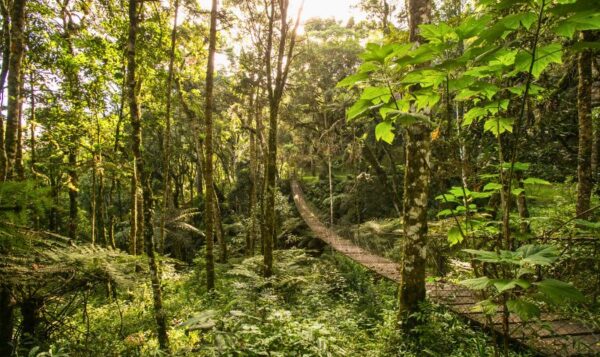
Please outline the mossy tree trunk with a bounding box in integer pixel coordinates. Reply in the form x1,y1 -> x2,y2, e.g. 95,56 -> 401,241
262,0 -> 300,277
397,0 -> 432,331
576,30 -> 593,217
203,0 -> 218,291
127,0 -> 169,350
3,0 -> 26,180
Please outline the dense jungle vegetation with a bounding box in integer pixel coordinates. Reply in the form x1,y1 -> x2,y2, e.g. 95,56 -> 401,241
0,0 -> 599,355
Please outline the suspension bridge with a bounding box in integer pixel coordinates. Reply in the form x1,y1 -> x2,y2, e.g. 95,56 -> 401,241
291,179 -> 600,356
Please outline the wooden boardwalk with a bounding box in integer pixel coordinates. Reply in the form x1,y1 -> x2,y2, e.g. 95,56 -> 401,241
291,180 -> 600,356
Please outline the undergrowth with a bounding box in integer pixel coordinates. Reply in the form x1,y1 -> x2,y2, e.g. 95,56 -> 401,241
33,249 -> 532,356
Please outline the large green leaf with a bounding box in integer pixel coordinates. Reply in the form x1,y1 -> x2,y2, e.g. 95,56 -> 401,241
360,87 -> 392,103
337,72 -> 369,88
448,226 -> 464,246
484,117 -> 514,136
492,278 -> 531,293
460,276 -> 491,290
518,244 -> 559,266
513,43 -> 563,78
347,100 -> 371,120
507,299 -> 541,320
375,121 -> 395,144
535,279 -> 585,304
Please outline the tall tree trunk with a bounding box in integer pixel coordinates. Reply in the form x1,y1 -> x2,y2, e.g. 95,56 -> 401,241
262,0 -> 301,277
397,0 -> 432,331
202,0 -> 218,291
0,286 -> 13,357
214,189 -> 227,262
15,70 -> 24,180
130,161 -> 138,255
0,1 -> 10,177
3,0 -> 26,180
576,30 -> 593,217
127,0 -> 170,350
159,0 -> 179,254
67,149 -> 78,239
246,92 -> 258,256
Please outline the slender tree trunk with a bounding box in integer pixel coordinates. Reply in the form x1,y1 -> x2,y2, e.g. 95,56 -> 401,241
262,0 -> 301,277
159,0 -> 179,253
576,30 -> 593,217
328,145 -> 334,227
92,154 -> 97,245
397,0 -> 432,331
0,286 -> 13,357
247,94 -> 258,256
67,149 -> 78,239
130,161 -> 138,255
515,172 -> 530,234
0,2 -> 9,173
127,0 -> 169,349
15,70 -> 24,180
214,189 -> 227,262
3,0 -> 27,180
202,0 -> 218,291
29,74 -> 36,173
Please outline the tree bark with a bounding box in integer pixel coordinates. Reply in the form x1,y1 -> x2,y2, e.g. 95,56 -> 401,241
576,30 -> 593,217
0,3 -> 9,162
397,0 -> 432,331
262,0 -> 301,277
203,0 -> 218,291
0,286 -> 13,356
3,0 -> 26,180
159,0 -> 179,254
127,0 -> 170,350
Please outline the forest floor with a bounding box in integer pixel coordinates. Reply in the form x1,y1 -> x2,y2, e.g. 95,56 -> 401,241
57,249 -> 530,356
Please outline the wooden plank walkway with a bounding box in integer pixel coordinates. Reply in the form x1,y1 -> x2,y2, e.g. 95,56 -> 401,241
291,179 -> 600,356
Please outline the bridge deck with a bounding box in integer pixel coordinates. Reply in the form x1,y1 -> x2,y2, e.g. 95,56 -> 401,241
291,180 -> 600,356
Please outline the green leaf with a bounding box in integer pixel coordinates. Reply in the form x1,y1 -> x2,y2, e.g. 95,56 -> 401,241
437,209 -> 454,217
523,177 -> 551,185
347,100 -> 371,120
517,267 -> 535,278
360,43 -> 399,63
337,72 -> 369,88
517,244 -> 559,266
483,182 -> 502,191
484,117 -> 514,136
512,188 -> 525,196
448,226 -> 464,246
460,276 -> 491,290
535,279 -> 585,304
492,278 -> 531,293
463,249 -> 502,263
507,299 -> 541,320
358,61 -> 380,73
514,43 -> 563,78
402,69 -> 447,88
463,107 -> 488,125
419,22 -> 456,43
553,11 -> 600,38
375,121 -> 395,144
360,87 -> 392,102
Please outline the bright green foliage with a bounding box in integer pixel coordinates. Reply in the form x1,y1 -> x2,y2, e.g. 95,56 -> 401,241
461,245 -> 584,320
